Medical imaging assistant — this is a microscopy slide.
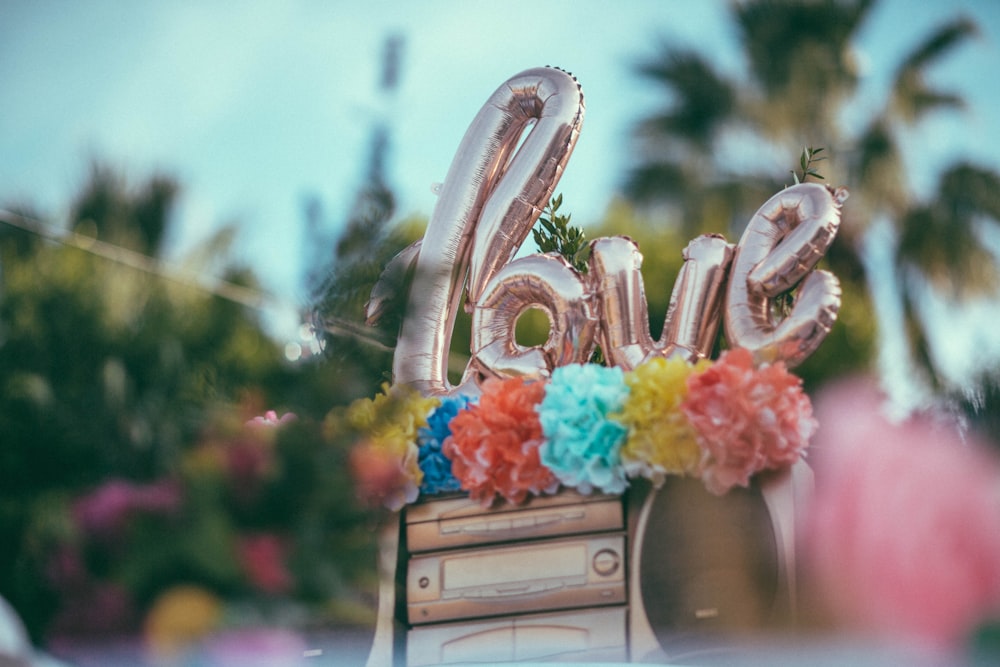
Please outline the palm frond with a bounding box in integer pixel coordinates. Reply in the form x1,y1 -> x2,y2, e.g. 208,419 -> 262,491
635,48 -> 735,148
734,0 -> 872,94
897,17 -> 978,74
891,18 -> 977,123
897,162 -> 1000,297
854,120 -> 906,212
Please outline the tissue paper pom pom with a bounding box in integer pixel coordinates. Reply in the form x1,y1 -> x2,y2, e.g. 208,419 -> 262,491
349,438 -> 420,511
417,396 -> 470,496
538,364 -> 629,495
341,383 -> 438,444
683,347 -> 815,495
444,377 -> 559,506
340,384 -> 439,509
615,356 -> 707,482
804,378 -> 1000,648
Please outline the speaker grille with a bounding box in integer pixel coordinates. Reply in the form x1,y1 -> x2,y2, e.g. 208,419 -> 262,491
638,475 -> 779,651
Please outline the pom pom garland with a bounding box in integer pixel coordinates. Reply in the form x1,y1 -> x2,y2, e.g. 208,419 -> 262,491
339,350 -> 816,509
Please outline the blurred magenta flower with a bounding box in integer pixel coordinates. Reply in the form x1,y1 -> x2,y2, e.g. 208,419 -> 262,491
224,411 -> 296,501
44,545 -> 87,592
804,377 -> 1000,648
224,436 -> 274,487
72,478 -> 181,539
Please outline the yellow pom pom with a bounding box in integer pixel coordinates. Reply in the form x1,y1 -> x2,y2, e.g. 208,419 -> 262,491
336,384 -> 440,498
614,357 -> 708,481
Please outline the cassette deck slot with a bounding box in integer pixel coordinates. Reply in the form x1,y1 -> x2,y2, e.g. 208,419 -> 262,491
405,492 -> 624,553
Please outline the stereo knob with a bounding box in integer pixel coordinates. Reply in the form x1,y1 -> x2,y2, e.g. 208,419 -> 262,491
592,548 -> 620,576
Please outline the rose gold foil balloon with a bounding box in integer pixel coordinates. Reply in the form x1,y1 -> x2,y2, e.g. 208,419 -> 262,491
466,70 -> 585,304
468,253 -> 597,382
661,234 -> 735,361
586,236 -> 647,369
588,234 -> 734,370
724,183 -> 847,367
391,67 -> 585,395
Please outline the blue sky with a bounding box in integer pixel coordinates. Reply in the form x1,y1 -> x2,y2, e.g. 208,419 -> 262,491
2,1 -> 999,356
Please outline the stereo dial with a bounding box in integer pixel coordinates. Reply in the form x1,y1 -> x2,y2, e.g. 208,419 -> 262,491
592,548 -> 620,576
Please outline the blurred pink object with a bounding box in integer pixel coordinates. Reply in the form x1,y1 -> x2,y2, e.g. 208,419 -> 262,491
246,410 -> 297,428
804,377 -> 1000,648
202,627 -> 307,667
226,411 -> 294,499
237,534 -> 294,595
225,435 -> 274,488
349,440 -> 414,510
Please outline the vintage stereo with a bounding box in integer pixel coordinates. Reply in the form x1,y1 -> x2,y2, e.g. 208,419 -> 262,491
407,532 -> 626,625
364,463 -> 812,666
398,491 -> 628,665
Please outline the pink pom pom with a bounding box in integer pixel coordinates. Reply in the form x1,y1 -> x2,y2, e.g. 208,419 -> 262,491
683,348 -> 816,495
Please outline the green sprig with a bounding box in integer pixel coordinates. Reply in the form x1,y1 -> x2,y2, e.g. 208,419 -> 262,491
531,194 -> 604,364
790,146 -> 826,184
532,194 -> 590,273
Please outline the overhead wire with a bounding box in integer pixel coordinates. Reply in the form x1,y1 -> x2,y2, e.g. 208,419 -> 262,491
0,208 -> 394,351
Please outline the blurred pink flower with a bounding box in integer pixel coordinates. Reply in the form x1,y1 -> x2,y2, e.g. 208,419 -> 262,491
804,377 -> 1000,648
349,439 -> 416,510
73,478 -> 182,539
225,436 -> 274,486
682,347 -> 816,495
237,534 -> 294,595
246,410 -> 297,429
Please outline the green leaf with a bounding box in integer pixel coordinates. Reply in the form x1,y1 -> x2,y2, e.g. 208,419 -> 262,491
791,146 -> 827,184
532,193 -> 589,273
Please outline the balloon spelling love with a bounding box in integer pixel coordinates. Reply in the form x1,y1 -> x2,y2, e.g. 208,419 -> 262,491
366,67 -> 847,397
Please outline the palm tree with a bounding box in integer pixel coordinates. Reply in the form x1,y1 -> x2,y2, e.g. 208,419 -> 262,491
625,0 -> 1000,407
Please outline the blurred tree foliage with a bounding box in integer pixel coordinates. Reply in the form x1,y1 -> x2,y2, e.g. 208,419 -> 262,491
0,163 -> 383,643
623,0 -> 1000,408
